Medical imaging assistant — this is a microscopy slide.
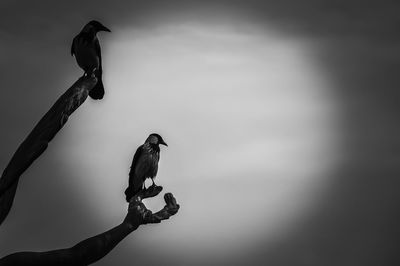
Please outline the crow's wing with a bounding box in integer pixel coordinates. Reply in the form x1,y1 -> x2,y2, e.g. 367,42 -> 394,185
129,146 -> 143,184
71,35 -> 77,56
88,37 -> 105,99
94,37 -> 102,73
125,145 -> 152,201
125,145 -> 144,201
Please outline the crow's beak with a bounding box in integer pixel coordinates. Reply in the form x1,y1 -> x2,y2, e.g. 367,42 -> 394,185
100,25 -> 111,32
160,140 -> 168,147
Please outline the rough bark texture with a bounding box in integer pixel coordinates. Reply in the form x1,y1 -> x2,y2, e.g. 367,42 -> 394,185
0,76 -> 97,225
0,186 -> 179,266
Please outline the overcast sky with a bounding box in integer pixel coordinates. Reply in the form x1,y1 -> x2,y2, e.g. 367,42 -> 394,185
1,1 -> 400,265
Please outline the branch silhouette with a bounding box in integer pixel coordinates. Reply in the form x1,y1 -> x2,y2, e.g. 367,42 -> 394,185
0,76 -> 97,225
0,185 -> 179,266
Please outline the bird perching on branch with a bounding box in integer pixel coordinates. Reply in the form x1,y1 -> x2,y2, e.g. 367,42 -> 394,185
71,20 -> 110,100
125,134 -> 168,202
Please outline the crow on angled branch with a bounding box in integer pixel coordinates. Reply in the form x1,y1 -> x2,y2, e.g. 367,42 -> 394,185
71,20 -> 110,100
125,134 -> 168,202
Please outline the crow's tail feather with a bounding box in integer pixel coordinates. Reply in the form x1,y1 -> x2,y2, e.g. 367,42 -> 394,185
89,77 -> 105,100
124,185 -> 141,202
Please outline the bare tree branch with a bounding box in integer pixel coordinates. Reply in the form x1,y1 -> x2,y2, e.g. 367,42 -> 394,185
0,186 -> 180,266
0,73 -> 181,265
0,76 -> 97,225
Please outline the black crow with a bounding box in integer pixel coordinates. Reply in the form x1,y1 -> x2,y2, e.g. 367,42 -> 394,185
125,134 -> 168,202
71,20 -> 110,100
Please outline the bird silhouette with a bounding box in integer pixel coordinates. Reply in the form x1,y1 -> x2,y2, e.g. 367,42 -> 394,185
125,134 -> 168,202
71,20 -> 110,100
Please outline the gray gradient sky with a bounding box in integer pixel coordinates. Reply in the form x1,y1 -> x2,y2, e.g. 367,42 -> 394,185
1,1 -> 400,265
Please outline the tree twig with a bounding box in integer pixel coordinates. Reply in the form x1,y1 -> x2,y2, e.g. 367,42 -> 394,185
0,76 -> 97,225
126,185 -> 180,225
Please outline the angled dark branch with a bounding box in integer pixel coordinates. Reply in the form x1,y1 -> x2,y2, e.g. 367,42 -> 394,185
126,185 -> 180,225
0,186 -> 180,266
0,76 -> 97,225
